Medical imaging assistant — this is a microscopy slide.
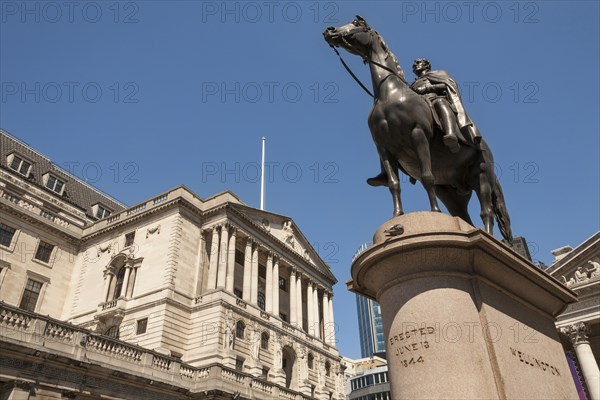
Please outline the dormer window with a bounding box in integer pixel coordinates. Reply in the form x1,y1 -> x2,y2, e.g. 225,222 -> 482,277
92,204 -> 112,219
44,174 -> 65,195
8,153 -> 32,177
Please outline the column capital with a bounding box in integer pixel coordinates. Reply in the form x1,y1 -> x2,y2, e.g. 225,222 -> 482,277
560,322 -> 590,345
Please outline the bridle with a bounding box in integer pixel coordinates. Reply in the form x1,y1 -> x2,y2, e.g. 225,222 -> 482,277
329,22 -> 405,98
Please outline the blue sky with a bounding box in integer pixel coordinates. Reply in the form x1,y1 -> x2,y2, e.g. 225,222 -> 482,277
1,1 -> 598,359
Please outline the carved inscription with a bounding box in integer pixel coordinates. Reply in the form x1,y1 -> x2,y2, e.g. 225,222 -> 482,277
509,347 -> 561,376
389,326 -> 435,367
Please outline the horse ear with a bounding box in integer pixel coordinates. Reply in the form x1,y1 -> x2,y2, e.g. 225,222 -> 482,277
355,15 -> 368,26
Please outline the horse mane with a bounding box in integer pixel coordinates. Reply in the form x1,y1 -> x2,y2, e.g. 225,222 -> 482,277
375,32 -> 407,83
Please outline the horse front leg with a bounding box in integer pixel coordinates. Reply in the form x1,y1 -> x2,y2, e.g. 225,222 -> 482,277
377,146 -> 403,216
410,127 -> 441,212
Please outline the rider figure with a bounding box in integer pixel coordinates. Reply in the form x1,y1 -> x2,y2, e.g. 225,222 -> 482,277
367,58 -> 482,187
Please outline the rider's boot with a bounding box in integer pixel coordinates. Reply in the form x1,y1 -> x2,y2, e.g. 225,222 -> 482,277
435,101 -> 461,153
443,134 -> 460,153
367,172 -> 388,187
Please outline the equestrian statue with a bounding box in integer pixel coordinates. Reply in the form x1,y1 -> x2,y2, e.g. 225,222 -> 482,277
323,16 -> 512,241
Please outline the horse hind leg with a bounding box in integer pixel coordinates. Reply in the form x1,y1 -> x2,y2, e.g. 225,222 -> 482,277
475,162 -> 494,234
410,127 -> 441,212
435,185 -> 473,225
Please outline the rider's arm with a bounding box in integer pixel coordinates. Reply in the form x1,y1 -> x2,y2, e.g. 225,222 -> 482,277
414,83 -> 446,95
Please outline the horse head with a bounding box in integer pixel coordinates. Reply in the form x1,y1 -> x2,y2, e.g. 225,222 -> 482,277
323,16 -> 373,59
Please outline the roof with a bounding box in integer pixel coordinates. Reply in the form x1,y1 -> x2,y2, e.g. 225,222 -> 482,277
0,129 -> 126,220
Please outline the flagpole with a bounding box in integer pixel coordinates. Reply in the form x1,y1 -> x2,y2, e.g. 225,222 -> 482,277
260,136 -> 266,210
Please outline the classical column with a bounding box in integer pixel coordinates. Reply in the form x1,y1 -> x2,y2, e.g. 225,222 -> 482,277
121,264 -> 132,299
289,269 -> 297,325
250,243 -> 259,304
296,272 -> 303,329
102,272 -> 113,302
207,226 -> 220,290
562,322 -> 600,400
265,252 -> 273,313
242,238 -> 252,301
313,285 -> 321,338
322,290 -> 330,342
216,224 -> 229,288
225,227 -> 236,292
107,273 -> 117,300
127,266 -> 139,298
307,281 -> 314,335
272,257 -> 280,317
328,294 -> 336,345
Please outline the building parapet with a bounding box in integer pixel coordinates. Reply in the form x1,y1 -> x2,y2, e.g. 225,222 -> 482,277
0,301 -> 321,399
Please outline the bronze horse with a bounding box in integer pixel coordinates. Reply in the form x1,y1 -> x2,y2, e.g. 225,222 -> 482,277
323,16 -> 512,241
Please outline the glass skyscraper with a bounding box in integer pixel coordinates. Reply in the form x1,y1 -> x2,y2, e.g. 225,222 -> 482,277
356,294 -> 386,358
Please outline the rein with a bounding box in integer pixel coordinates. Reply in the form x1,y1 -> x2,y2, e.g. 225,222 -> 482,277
330,29 -> 406,99
330,45 -> 374,98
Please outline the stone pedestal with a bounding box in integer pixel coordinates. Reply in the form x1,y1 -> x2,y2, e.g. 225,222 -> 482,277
349,212 -> 579,400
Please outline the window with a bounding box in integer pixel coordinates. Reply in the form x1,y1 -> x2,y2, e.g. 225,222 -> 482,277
104,325 -> 120,339
2,191 -> 20,203
262,367 -> 269,378
236,320 -> 245,339
259,264 -> 266,279
0,223 -> 16,247
113,267 -> 126,300
261,332 -> 269,350
235,358 -> 244,371
307,353 -> 314,369
279,313 -> 288,322
40,210 -> 55,221
96,205 -> 111,219
19,279 -> 43,311
235,249 -> 245,265
9,154 -> 31,176
125,232 -> 135,247
257,292 -> 266,310
34,241 -> 54,263
325,361 -> 331,376
234,288 -> 242,298
279,277 -> 287,291
45,175 -> 65,194
136,318 -> 148,334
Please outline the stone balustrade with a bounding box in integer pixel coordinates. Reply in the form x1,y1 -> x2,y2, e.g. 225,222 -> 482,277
0,301 -> 319,399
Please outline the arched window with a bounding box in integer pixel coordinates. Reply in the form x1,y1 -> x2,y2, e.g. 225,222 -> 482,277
104,325 -> 120,339
113,267 -> 126,300
325,361 -> 331,376
261,332 -> 269,350
257,292 -> 265,310
236,320 -> 245,339
307,353 -> 314,369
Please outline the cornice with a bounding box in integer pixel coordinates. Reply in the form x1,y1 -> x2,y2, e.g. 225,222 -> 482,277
0,201 -> 81,243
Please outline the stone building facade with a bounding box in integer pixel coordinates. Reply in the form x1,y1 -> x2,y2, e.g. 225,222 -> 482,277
548,232 -> 600,400
0,130 -> 345,400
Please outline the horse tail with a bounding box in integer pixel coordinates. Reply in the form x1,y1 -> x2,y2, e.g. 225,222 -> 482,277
491,175 -> 513,242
